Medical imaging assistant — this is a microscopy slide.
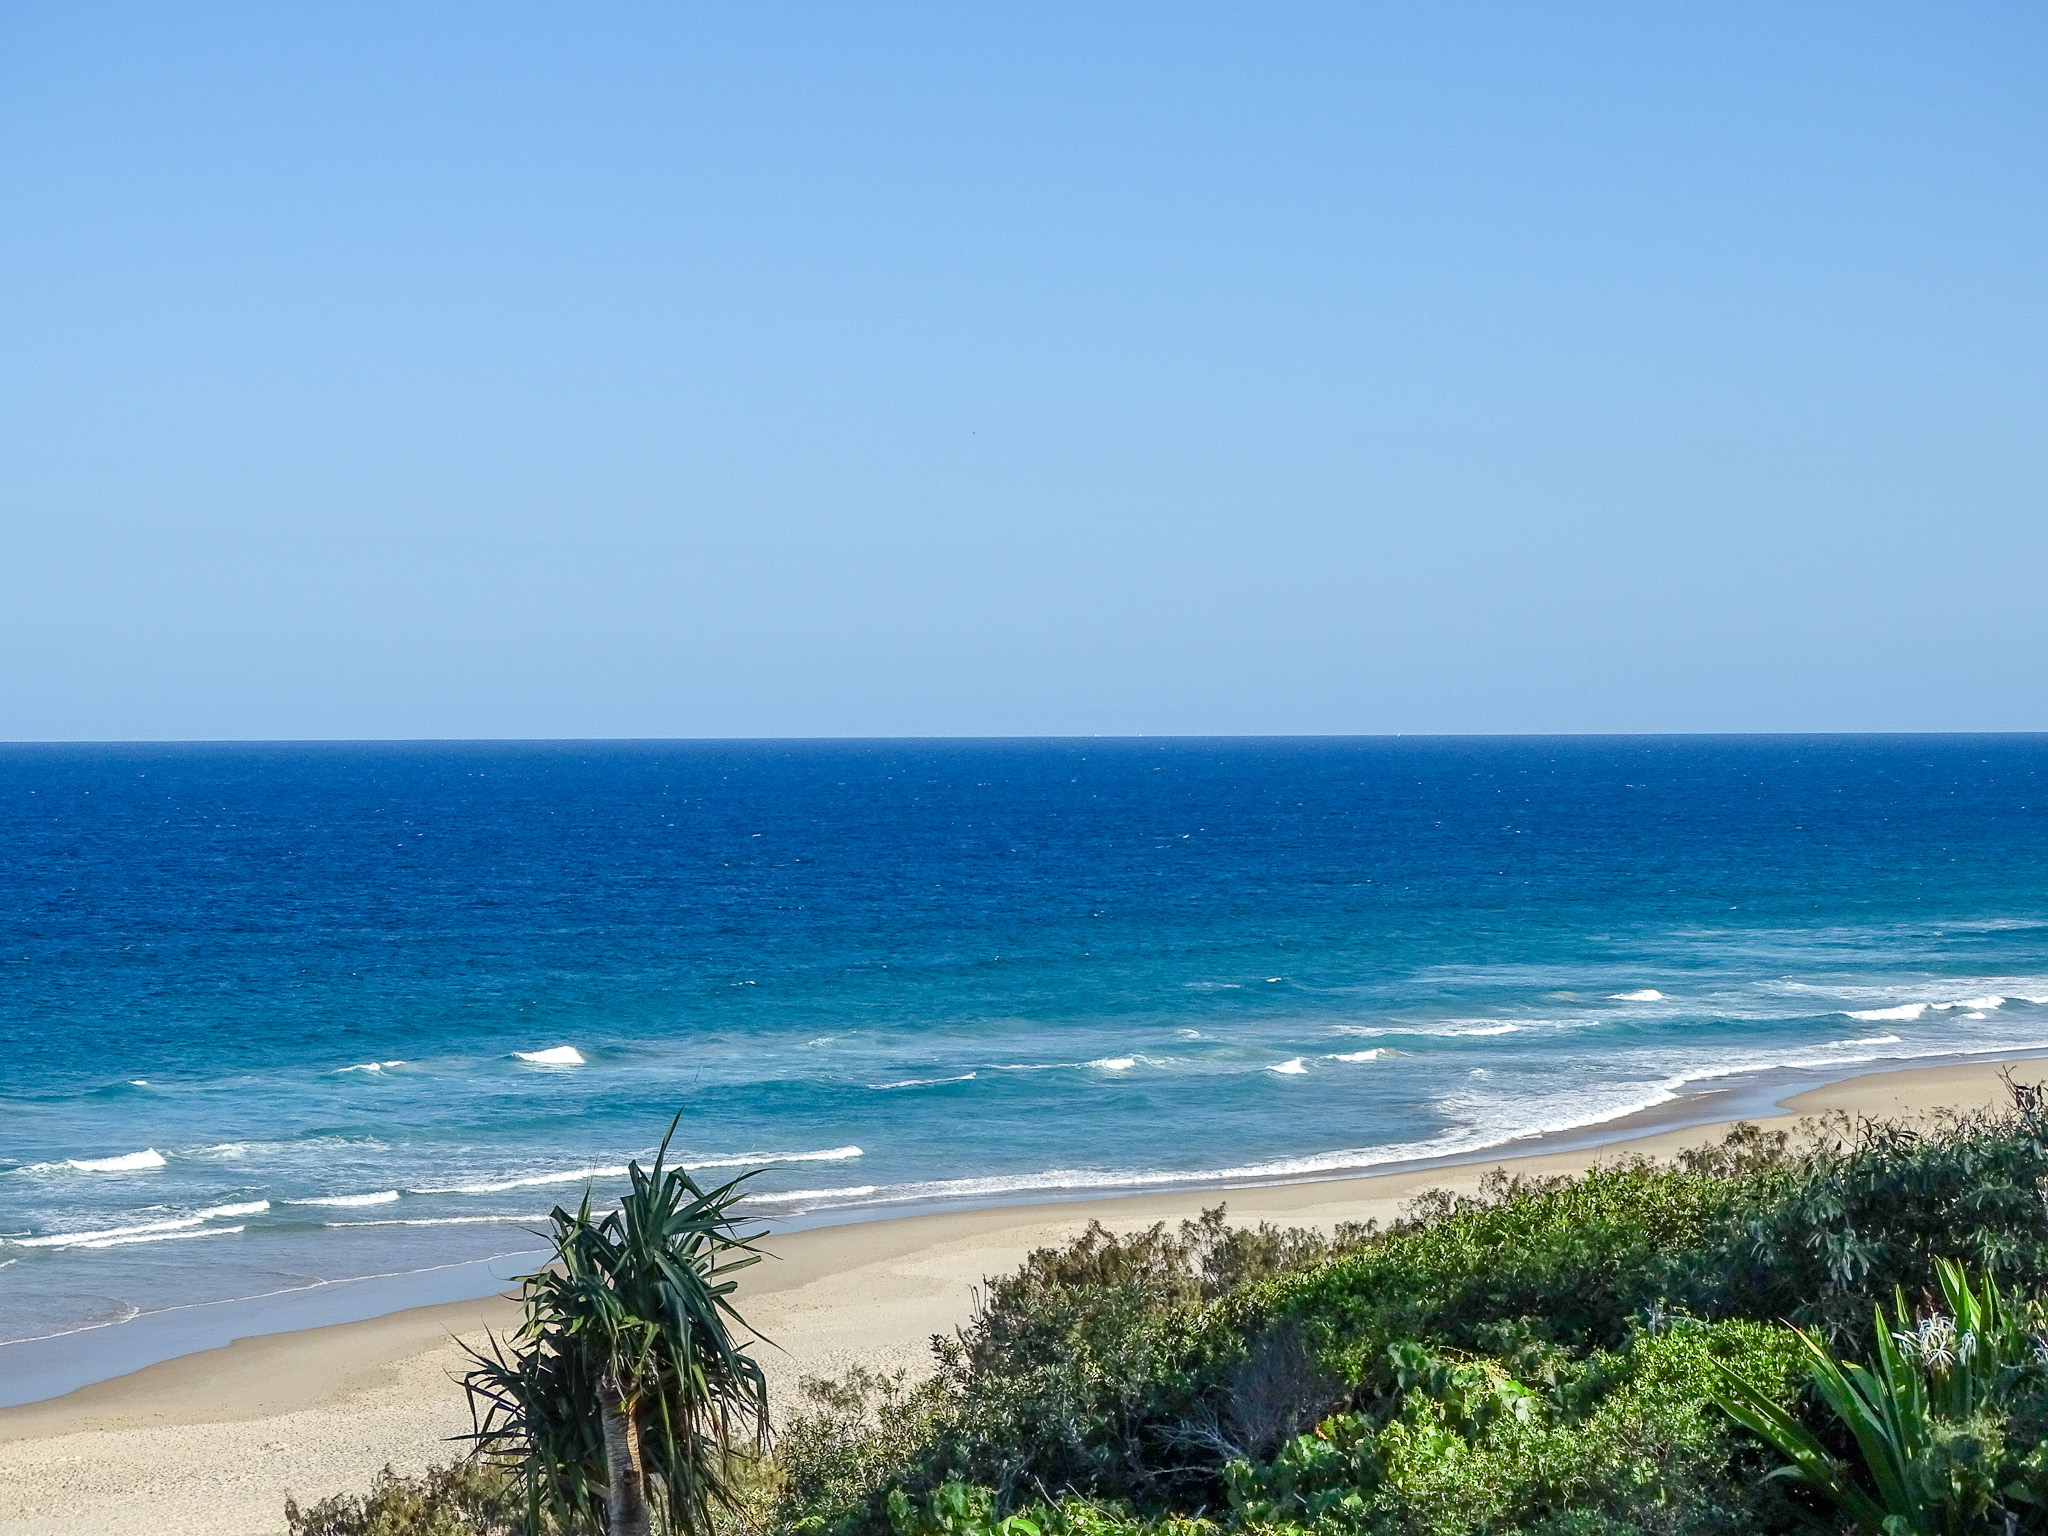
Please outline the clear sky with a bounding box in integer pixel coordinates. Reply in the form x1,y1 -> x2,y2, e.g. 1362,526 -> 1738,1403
3,4 -> 2043,739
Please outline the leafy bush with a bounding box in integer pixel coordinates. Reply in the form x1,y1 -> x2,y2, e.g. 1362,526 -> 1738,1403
1228,1320 -> 1803,1536
285,1461 -> 525,1536
1675,1081 -> 2048,1347
299,1084 -> 2048,1536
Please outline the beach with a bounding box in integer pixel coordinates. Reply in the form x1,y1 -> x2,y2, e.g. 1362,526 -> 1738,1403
3,1055 -> 2040,1536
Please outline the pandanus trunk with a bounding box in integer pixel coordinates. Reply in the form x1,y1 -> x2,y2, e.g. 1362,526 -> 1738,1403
599,1378 -> 653,1536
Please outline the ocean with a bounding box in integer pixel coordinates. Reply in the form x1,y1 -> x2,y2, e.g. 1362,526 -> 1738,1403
3,736 -> 2046,1352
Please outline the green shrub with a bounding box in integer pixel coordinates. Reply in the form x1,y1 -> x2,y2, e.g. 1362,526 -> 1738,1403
1227,1320 -> 1803,1536
285,1460 -> 525,1536
1676,1083 -> 2048,1348
760,1084 -> 2048,1536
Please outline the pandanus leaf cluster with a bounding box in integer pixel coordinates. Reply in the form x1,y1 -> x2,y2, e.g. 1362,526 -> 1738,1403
1715,1257 -> 2048,1534
462,1116 -> 771,1536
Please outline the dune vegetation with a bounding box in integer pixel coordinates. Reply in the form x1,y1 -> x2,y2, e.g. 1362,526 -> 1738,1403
290,1080 -> 2048,1536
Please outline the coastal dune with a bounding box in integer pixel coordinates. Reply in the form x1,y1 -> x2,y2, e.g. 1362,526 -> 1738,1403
0,1057 -> 2039,1536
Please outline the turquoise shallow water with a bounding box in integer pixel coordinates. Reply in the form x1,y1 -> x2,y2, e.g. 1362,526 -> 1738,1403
2,736 -> 2045,1345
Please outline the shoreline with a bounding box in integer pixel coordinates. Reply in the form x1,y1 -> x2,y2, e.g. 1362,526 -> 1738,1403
7,1042 -> 2048,1417
4,1051 -> 2047,1535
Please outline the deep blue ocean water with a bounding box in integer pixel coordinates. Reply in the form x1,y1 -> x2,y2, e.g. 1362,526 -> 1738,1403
3,736 -> 2046,1344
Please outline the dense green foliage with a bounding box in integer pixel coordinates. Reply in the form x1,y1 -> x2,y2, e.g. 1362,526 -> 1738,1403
286,1461 -> 524,1536
775,1080 -> 2048,1536
292,1080 -> 2048,1535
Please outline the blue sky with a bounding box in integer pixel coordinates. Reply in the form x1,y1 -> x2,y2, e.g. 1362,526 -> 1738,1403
3,4 -> 2043,738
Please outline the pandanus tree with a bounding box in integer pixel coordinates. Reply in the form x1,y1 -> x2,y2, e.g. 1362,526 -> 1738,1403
462,1118 -> 771,1536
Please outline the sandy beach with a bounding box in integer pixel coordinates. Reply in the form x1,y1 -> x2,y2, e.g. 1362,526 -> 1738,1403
3,1056 -> 2041,1536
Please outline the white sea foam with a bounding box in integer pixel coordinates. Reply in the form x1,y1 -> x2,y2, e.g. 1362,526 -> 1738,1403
65,1150 -> 166,1172
74,1225 -> 244,1250
744,1185 -> 881,1205
338,1061 -> 406,1074
291,1191 -> 400,1207
1092,1057 -> 1137,1071
1610,990 -> 1665,1001
1332,1023 -> 1520,1039
328,1215 -> 545,1228
1935,996 -> 2006,1011
1330,1050 -> 1391,1062
9,1202 -> 268,1248
1846,1004 -> 1927,1022
420,1146 -> 864,1194
1269,1058 -> 1308,1075
420,1167 -> 629,1194
1829,1034 -> 1903,1046
513,1046 -> 585,1065
871,1073 -> 976,1089
685,1145 -> 862,1169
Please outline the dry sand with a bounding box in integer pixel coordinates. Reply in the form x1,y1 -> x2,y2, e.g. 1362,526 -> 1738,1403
2,1057 -> 2040,1536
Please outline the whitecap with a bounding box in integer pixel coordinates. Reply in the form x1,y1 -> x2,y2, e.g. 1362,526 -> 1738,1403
290,1191 -> 400,1208
67,1150 -> 166,1173
1609,990 -> 1665,1002
743,1185 -> 881,1205
1845,1004 -> 1926,1022
685,1145 -> 862,1169
1935,996 -> 2006,1012
9,1202 -> 267,1249
1332,1023 -> 1520,1039
1092,1057 -> 1137,1071
327,1215 -> 545,1228
73,1225 -> 244,1250
1268,1058 -> 1309,1075
513,1046 -> 585,1065
1829,1034 -> 1903,1047
870,1073 -> 977,1089
1330,1049 -> 1390,1062
419,1146 -> 864,1194
418,1167 -> 629,1195
338,1061 -> 407,1074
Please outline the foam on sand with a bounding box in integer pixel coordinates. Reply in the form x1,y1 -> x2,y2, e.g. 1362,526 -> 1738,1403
512,1046 -> 585,1065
